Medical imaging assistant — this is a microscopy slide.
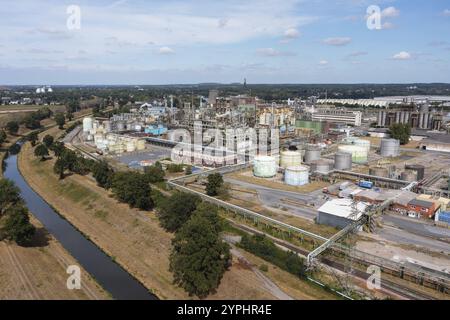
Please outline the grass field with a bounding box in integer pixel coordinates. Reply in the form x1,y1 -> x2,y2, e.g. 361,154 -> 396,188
17,126 -> 337,300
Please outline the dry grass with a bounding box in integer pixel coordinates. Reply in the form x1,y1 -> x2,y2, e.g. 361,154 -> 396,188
0,217 -> 109,300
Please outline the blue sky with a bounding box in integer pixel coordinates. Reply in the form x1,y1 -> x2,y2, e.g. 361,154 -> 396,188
0,0 -> 449,84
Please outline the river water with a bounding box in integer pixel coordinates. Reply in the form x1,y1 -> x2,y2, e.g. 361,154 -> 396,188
3,145 -> 157,300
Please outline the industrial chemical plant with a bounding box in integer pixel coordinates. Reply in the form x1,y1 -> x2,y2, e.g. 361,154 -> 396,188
57,89 -> 450,300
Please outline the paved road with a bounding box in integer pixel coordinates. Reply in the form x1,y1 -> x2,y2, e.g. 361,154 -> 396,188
225,177 -> 323,220
383,214 -> 450,240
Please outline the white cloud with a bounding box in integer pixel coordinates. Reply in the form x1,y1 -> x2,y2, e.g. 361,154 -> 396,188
381,22 -> 395,30
443,9 -> 450,17
284,28 -> 300,39
381,6 -> 400,18
392,51 -> 411,60
323,37 -> 352,46
159,46 -> 175,54
318,60 -> 329,65
256,48 -> 296,57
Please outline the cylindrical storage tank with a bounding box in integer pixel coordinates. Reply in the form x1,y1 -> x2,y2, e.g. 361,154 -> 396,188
314,160 -> 331,175
279,150 -> 302,168
126,141 -> 136,152
405,164 -> 425,180
253,156 -> 277,178
369,166 -> 389,177
401,170 -> 417,182
284,166 -> 309,186
136,140 -> 146,151
304,147 -> 321,164
103,121 -> 111,133
116,121 -> 125,132
354,139 -> 371,152
83,117 -> 93,133
380,139 -> 400,157
334,152 -> 352,170
338,145 -> 368,164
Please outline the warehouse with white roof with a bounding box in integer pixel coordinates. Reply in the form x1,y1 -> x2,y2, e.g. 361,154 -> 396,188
317,199 -> 368,229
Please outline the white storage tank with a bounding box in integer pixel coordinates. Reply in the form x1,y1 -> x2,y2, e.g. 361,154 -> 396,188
284,166 -> 309,186
253,156 -> 277,178
83,117 -> 93,133
354,139 -> 371,152
338,145 -> 368,164
136,139 -> 146,151
126,141 -> 136,152
380,138 -> 400,157
279,150 -> 302,168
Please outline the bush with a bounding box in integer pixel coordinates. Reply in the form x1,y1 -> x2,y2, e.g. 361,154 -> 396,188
239,234 -> 306,278
205,173 -> 224,196
259,264 -> 269,272
166,163 -> 184,173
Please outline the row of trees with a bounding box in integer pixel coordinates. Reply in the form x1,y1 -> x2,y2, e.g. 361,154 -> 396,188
0,179 -> 36,246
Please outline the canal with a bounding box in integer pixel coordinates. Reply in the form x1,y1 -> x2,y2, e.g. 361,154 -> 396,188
3,144 -> 157,300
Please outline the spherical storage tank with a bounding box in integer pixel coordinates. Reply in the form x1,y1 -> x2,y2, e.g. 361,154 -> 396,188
253,156 -> 277,178
279,150 -> 302,168
284,166 -> 309,186
338,145 -> 367,164
334,152 -> 352,170
380,139 -> 400,157
83,117 -> 93,133
304,147 -> 321,164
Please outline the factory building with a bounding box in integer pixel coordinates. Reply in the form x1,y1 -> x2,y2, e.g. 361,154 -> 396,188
317,199 -> 368,229
311,109 -> 362,126
376,110 -> 443,130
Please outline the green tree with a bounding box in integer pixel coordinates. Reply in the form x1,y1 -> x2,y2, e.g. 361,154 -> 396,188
389,123 -> 411,145
170,209 -> 230,297
50,141 -> 64,157
53,158 -> 66,180
0,179 -> 22,215
205,173 -> 224,196
92,161 -> 114,189
66,111 -> 74,121
158,192 -> 200,232
144,164 -> 165,183
54,113 -> 66,129
111,172 -> 153,210
27,131 -> 38,147
43,134 -> 54,148
34,144 -> 49,161
2,205 -> 35,246
6,121 -> 19,135
23,114 -> 41,129
0,130 -> 7,146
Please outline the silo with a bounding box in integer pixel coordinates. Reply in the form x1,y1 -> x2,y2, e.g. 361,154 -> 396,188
401,170 -> 417,182
338,145 -> 368,164
405,164 -> 425,180
253,156 -> 277,178
334,152 -> 352,170
380,139 -> 400,157
284,166 -> 309,186
304,147 -> 321,164
83,117 -> 93,133
369,166 -> 389,177
314,160 -> 331,175
280,150 -> 302,168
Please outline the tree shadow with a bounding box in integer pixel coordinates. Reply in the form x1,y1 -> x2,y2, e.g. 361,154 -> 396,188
28,227 -> 51,248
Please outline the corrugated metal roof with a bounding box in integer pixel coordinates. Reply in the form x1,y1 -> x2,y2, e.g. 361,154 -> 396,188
318,199 -> 367,220
408,198 -> 434,208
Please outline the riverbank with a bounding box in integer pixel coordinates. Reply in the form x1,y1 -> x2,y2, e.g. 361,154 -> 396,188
18,125 -> 337,300
0,216 -> 109,300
